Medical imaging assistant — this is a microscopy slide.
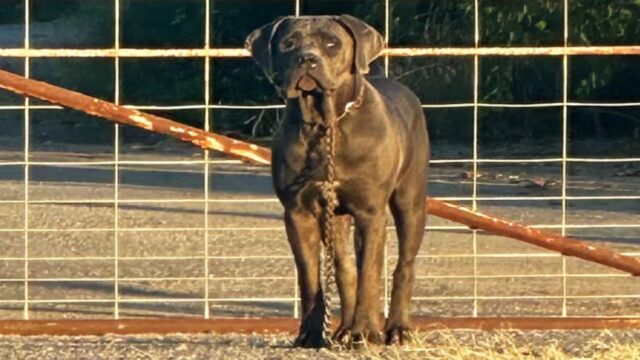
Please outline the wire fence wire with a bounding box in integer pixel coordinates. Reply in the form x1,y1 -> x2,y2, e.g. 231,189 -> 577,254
0,0 -> 638,321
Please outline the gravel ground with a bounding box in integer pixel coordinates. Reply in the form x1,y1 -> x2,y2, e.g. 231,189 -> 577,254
0,147 -> 638,320
0,144 -> 638,357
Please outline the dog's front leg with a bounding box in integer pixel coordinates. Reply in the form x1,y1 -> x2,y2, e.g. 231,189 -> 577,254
351,209 -> 387,345
285,209 -> 325,348
332,215 -> 357,344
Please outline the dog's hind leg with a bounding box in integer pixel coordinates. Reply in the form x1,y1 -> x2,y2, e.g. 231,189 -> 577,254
285,209 -> 325,348
332,215 -> 357,344
385,168 -> 427,345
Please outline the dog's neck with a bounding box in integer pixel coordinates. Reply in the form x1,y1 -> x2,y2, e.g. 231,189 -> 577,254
286,75 -> 364,126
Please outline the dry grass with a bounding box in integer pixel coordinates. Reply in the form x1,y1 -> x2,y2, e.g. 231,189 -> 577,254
0,330 -> 638,359
389,329 -> 640,360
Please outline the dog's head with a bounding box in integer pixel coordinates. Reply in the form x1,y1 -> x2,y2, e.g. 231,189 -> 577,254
245,15 -> 384,99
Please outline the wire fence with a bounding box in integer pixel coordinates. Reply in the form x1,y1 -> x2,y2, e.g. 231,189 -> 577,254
0,0 -> 638,322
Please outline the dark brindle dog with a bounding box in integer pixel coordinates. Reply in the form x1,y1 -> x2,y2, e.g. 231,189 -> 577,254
246,15 -> 429,347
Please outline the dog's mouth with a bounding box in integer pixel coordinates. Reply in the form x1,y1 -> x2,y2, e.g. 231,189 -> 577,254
296,74 -> 319,92
286,71 -> 332,99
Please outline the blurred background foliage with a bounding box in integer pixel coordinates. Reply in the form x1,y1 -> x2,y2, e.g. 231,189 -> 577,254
0,0 -> 639,157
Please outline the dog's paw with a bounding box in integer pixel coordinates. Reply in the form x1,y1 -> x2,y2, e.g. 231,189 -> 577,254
350,328 -> 384,349
385,326 -> 415,346
333,325 -> 352,346
293,330 -> 326,348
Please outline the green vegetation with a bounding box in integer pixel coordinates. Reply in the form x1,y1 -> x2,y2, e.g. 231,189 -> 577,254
0,0 -> 638,154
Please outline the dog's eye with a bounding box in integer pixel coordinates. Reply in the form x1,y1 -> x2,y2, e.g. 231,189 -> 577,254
280,37 -> 299,52
325,38 -> 339,49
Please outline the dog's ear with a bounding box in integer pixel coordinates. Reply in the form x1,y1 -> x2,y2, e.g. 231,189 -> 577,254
336,15 -> 385,74
245,17 -> 287,76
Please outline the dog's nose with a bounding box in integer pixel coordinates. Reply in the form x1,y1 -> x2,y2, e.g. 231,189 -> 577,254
299,52 -> 319,66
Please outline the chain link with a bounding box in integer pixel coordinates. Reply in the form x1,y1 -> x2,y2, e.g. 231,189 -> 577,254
317,120 -> 339,348
315,84 -> 364,348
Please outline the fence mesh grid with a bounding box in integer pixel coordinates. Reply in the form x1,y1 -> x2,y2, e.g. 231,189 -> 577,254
0,0 -> 637,321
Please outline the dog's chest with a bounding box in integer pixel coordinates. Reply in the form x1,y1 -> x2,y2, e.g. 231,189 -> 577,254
277,125 -> 334,183
273,121 -> 395,212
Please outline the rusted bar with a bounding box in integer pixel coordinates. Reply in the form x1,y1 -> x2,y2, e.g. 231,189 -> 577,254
0,68 -> 639,276
0,317 -> 637,336
0,48 -> 246,58
416,317 -> 640,331
385,45 -> 640,57
0,69 -> 271,165
427,199 -> 640,276
1,45 -> 640,58
0,318 -> 298,336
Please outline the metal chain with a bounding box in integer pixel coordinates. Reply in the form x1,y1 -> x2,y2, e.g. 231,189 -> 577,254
317,119 -> 339,348
315,84 -> 363,348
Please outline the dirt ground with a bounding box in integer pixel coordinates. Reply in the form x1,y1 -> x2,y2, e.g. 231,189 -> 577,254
0,144 -> 638,358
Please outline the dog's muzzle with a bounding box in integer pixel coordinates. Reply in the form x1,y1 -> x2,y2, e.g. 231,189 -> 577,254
294,52 -> 323,92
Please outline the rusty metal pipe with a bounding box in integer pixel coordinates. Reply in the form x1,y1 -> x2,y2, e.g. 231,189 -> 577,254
0,317 -> 637,336
0,68 -> 639,276
426,199 -> 640,276
0,69 -> 271,165
2,45 -> 640,58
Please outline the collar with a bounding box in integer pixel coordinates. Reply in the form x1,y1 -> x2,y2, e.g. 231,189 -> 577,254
335,76 -> 366,122
296,76 -> 366,126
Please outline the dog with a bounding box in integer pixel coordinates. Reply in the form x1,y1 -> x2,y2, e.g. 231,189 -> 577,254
246,15 -> 429,347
